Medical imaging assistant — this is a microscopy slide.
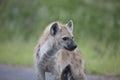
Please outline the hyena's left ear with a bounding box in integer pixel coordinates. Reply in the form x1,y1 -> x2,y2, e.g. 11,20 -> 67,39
50,22 -> 59,36
66,20 -> 73,32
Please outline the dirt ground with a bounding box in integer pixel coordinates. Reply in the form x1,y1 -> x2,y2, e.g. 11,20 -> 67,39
0,64 -> 119,80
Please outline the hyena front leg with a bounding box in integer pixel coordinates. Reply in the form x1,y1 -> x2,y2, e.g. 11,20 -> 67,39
35,65 -> 45,80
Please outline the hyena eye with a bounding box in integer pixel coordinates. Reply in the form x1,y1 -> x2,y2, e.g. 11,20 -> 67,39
62,37 -> 69,41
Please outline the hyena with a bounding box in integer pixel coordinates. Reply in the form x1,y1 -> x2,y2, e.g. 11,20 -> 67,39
34,20 -> 85,80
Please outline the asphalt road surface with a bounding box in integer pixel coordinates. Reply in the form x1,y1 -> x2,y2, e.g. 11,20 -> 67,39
0,64 -> 119,80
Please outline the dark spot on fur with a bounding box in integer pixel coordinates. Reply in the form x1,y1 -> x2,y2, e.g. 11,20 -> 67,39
76,63 -> 79,67
66,53 -> 69,56
79,59 -> 82,64
36,44 -> 40,58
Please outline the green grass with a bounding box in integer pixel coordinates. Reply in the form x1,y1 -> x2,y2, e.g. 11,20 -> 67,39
0,39 -> 36,66
78,38 -> 120,75
0,38 -> 120,75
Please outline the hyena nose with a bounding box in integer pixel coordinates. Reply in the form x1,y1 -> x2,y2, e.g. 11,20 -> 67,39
73,44 -> 77,49
70,40 -> 77,50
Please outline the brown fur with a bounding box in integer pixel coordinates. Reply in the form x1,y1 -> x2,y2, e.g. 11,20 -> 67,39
34,21 -> 85,80
55,49 -> 85,80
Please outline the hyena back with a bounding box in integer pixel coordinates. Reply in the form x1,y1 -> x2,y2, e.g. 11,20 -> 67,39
34,20 -> 85,80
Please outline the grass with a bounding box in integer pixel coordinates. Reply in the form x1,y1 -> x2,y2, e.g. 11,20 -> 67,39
0,38 -> 120,75
0,39 -> 35,66
78,38 -> 120,75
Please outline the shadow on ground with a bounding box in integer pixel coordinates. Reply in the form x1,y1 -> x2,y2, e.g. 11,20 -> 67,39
0,65 -> 119,80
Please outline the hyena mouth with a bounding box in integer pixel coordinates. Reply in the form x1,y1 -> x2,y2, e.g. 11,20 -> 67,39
64,45 -> 77,51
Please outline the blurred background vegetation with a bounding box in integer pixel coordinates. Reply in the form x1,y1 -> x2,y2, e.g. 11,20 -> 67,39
0,0 -> 120,75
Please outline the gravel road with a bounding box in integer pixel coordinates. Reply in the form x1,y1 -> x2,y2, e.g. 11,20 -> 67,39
0,64 -> 119,80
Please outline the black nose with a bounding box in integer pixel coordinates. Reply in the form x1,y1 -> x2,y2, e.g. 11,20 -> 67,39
73,44 -> 77,49
71,43 -> 77,50
64,44 -> 77,51
68,44 -> 77,51
68,41 -> 77,51
64,39 -> 77,51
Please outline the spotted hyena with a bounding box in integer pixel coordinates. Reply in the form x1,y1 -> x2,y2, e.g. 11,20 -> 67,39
34,20 -> 85,80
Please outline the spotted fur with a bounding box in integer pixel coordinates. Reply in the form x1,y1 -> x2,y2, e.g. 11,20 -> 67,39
34,21 -> 85,80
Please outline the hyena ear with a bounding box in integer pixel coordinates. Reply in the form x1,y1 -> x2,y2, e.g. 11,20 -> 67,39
50,22 -> 59,36
67,20 -> 73,32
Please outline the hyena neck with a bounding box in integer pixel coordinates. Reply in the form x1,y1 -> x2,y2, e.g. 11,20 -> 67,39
40,37 -> 60,59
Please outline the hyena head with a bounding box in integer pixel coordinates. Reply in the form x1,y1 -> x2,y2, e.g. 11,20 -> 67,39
50,20 -> 77,51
